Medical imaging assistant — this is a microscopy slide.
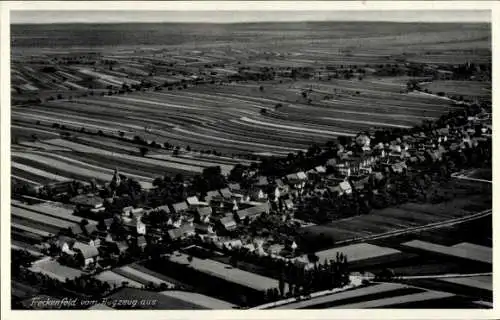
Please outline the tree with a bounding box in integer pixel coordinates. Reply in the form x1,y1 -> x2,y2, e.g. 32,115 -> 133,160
139,147 -> 149,157
259,85 -> 264,92
118,131 -> 125,138
260,108 -> 267,115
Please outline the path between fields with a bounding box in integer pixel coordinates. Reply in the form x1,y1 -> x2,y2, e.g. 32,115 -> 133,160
335,209 -> 492,245
451,171 -> 492,184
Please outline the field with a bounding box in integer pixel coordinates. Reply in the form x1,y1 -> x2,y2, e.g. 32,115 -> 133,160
10,22 -> 491,189
29,258 -> 83,282
298,179 -> 491,247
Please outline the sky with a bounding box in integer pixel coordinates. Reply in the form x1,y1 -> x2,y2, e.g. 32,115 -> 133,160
10,10 -> 491,24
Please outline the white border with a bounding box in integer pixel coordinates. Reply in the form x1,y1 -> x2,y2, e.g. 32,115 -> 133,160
1,2 -> 498,320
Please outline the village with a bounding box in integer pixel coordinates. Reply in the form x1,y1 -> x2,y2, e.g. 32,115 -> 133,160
11,96 -> 492,308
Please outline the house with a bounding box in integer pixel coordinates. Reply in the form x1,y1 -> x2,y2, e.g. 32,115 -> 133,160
228,183 -> 241,192
172,201 -> 189,213
286,171 -> 307,185
194,223 -> 214,234
339,181 -> 352,195
205,190 -> 222,203
254,176 -> 269,187
153,204 -> 170,214
283,199 -> 294,211
236,202 -> 270,222
122,206 -> 144,217
122,216 -> 146,235
267,244 -> 285,255
107,240 -> 129,256
72,241 -> 99,267
196,206 -> 212,223
136,236 -> 147,250
167,224 -> 196,241
391,162 -> 407,174
70,194 -> 105,214
275,179 -> 290,195
250,188 -> 266,201
54,236 -> 76,253
186,196 -> 200,207
219,188 -> 232,199
350,175 -> 369,190
315,166 -> 327,174
217,216 -> 237,231
222,239 -> 243,249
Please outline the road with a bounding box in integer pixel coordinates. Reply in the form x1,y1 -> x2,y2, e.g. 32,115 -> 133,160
451,171 -> 492,184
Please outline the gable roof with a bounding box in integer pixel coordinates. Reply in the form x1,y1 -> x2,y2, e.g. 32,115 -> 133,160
228,183 -> 241,191
220,216 -> 237,229
196,206 -> 212,217
339,181 -> 352,192
219,188 -> 232,199
315,166 -> 327,173
236,202 -> 270,220
72,242 -> 99,259
186,196 -> 199,206
137,235 -> 147,247
255,176 -> 269,186
205,190 -> 221,200
154,205 -> 171,214
172,202 -> 189,213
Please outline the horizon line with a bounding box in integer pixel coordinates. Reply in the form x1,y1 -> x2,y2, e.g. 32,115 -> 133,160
11,20 -> 490,26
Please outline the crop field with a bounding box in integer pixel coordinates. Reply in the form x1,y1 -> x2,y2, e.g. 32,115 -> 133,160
11,22 -> 490,190
29,259 -> 83,282
421,80 -> 491,100
94,271 -> 144,289
159,291 -> 236,309
299,179 -> 491,247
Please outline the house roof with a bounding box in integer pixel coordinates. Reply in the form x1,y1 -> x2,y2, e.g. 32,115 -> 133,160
172,202 -> 189,213
284,199 -> 294,209
205,190 -> 221,199
155,205 -> 171,214
56,236 -> 75,248
228,183 -> 241,191
167,228 -> 184,240
69,194 -> 104,208
72,241 -> 99,259
339,181 -> 352,192
196,206 -> 212,217
275,179 -> 285,188
220,216 -> 237,228
186,196 -> 199,206
137,235 -> 147,247
237,202 -> 269,219
255,176 -> 269,186
219,188 -> 232,199
315,166 -> 327,173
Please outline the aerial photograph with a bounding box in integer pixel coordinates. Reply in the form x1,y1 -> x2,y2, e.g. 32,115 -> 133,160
8,8 -> 492,310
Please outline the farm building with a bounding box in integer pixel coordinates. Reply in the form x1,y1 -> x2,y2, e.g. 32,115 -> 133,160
72,242 -> 100,267
236,202 -> 270,222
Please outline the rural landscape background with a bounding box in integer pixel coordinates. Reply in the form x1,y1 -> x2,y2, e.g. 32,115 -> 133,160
9,10 -> 492,310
